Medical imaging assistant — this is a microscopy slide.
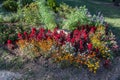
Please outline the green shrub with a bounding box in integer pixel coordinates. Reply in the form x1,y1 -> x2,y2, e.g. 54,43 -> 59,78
62,6 -> 91,30
46,0 -> 58,11
37,0 -> 57,30
0,24 -> 30,44
2,0 -> 18,12
0,25 -> 16,44
20,2 -> 41,25
57,3 -> 76,18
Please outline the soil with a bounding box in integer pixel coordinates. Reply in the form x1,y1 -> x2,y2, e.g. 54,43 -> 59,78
0,45 -> 120,80
16,56 -> 120,80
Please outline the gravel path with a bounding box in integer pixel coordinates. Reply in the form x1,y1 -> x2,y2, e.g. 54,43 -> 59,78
0,71 -> 22,80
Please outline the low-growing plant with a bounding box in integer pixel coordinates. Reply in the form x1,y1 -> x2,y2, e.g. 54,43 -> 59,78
0,24 -> 30,44
0,25 -> 17,44
13,24 -> 118,73
16,28 -> 56,59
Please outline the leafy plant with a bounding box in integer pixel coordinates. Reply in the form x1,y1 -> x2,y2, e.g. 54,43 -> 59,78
20,2 -> 41,25
37,0 -> 57,30
62,6 -> 90,30
57,3 -> 76,18
0,24 -> 30,44
46,0 -> 58,11
2,0 -> 18,12
0,25 -> 16,44
13,24 -> 118,73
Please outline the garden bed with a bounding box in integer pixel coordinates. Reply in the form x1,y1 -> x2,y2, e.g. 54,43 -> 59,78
0,0 -> 120,80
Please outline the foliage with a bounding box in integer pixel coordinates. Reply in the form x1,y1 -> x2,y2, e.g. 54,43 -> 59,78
62,6 -> 91,30
46,0 -> 58,11
0,24 -> 30,44
37,0 -> 57,30
57,3 -> 76,18
2,0 -> 18,12
91,12 -> 105,26
0,25 -> 17,44
20,2 -> 41,25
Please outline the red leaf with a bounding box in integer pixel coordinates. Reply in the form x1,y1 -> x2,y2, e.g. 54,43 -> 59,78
87,43 -> 93,51
18,33 -> 22,39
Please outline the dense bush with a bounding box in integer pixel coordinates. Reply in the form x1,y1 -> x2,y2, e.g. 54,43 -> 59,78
57,3 -> 76,18
62,6 -> 90,30
37,0 -> 57,30
0,25 -> 17,44
2,0 -> 18,12
46,0 -> 58,11
20,2 -> 41,25
0,24 -> 30,44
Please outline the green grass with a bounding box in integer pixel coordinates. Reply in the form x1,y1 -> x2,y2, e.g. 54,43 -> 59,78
56,0 -> 120,40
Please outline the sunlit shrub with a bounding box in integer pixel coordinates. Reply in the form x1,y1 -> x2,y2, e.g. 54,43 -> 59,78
37,0 -> 57,30
20,2 -> 41,25
46,0 -> 58,11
